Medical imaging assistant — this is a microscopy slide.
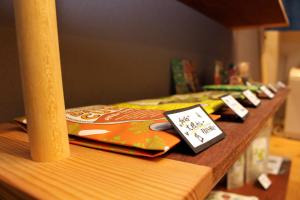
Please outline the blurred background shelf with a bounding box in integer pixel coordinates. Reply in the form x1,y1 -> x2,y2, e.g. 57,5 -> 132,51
216,160 -> 291,200
178,0 -> 289,28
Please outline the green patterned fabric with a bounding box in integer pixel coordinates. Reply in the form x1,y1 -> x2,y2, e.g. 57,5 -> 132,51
203,84 -> 260,92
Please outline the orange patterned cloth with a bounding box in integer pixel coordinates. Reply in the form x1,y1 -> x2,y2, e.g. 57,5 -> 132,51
15,105 -> 220,157
15,105 -> 181,157
66,105 -> 180,157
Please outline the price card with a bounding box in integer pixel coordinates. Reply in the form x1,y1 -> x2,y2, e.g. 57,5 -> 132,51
268,84 -> 278,93
277,81 -> 286,89
257,173 -> 272,190
242,89 -> 261,107
260,85 -> 275,99
221,95 -> 249,120
246,81 -> 253,87
164,105 -> 225,154
267,155 -> 284,175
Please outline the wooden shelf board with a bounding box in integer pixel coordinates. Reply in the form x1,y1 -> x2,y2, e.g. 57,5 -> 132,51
165,89 -> 289,184
178,0 -> 289,28
0,89 -> 288,199
0,123 -> 213,200
217,160 -> 291,200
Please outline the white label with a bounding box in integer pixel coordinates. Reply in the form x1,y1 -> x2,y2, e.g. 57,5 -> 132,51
267,155 -> 284,175
252,137 -> 267,164
268,84 -> 278,93
166,106 -> 223,148
246,81 -> 253,87
221,95 -> 249,119
260,85 -> 275,99
243,90 -> 261,107
258,173 -> 272,190
277,81 -> 286,88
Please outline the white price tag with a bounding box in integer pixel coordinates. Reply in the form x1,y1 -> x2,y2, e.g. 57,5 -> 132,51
243,89 -> 261,107
268,84 -> 278,93
164,105 -> 225,153
246,81 -> 253,87
277,81 -> 286,88
267,155 -> 284,175
221,95 -> 249,119
257,173 -> 272,190
260,85 -> 275,99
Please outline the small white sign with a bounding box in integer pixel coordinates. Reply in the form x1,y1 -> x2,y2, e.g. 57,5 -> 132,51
267,155 -> 284,175
257,173 -> 272,190
246,81 -> 253,87
221,95 -> 249,119
243,89 -> 261,107
268,84 -> 278,93
260,85 -> 275,99
164,105 -> 224,153
277,81 -> 286,88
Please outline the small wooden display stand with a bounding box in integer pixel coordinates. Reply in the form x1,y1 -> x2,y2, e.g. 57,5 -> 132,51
1,0 -> 289,199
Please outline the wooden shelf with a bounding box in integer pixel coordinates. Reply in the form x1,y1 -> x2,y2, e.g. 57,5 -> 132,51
217,160 -> 291,200
165,89 -> 289,186
178,0 -> 289,28
0,123 -> 212,200
0,89 -> 288,199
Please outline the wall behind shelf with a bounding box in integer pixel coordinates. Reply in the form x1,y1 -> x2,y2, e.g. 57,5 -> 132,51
0,0 -> 233,121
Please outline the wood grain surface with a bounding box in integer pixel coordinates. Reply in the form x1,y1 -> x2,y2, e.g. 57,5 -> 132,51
13,0 -> 70,161
0,123 -> 213,200
178,0 -> 289,28
0,89 -> 288,199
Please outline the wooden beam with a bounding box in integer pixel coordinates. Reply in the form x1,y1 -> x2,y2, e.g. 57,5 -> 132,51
13,0 -> 70,162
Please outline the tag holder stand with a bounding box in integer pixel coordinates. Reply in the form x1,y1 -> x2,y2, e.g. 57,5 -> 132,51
215,95 -> 249,122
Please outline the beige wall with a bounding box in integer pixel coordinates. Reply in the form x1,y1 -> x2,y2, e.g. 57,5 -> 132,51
279,31 -> 300,82
233,28 -> 263,81
261,31 -> 281,84
261,31 -> 300,84
0,0 -> 233,122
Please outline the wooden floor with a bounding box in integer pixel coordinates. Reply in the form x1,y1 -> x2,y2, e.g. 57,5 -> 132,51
270,135 -> 300,200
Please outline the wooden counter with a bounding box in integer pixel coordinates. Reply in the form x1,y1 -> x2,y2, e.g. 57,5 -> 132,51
0,89 -> 288,199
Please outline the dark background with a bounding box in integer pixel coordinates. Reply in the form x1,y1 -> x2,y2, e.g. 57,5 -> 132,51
0,0 -> 233,121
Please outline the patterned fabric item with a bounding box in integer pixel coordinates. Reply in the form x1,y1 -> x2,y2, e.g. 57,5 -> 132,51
15,105 -> 181,158
115,100 -> 224,116
203,84 -> 260,92
171,59 -> 199,94
113,91 -> 245,115
171,59 -> 189,94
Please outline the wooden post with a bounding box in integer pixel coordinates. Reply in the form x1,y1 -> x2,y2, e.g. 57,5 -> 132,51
13,0 -> 70,162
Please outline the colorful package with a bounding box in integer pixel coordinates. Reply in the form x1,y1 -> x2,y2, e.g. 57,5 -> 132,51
114,91 -> 229,115
115,101 -> 223,117
227,154 -> 245,189
245,119 -> 271,182
171,59 -> 199,94
203,85 -> 260,92
15,105 -> 181,158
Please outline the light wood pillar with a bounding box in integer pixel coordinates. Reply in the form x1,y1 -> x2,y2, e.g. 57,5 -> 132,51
13,0 -> 70,162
